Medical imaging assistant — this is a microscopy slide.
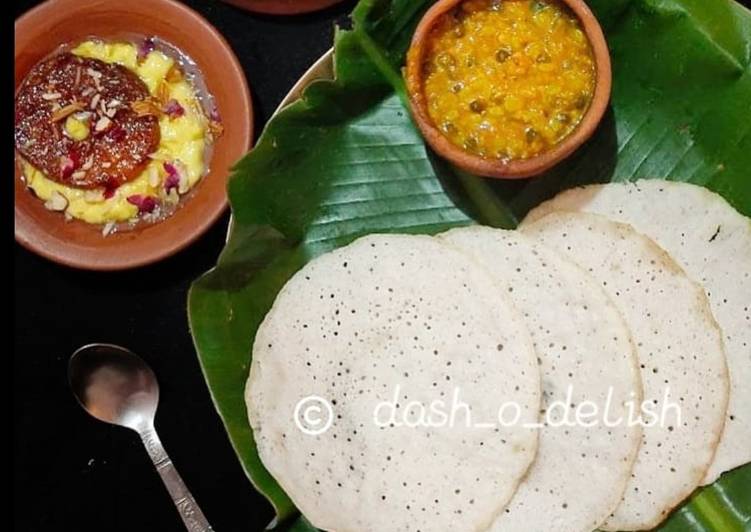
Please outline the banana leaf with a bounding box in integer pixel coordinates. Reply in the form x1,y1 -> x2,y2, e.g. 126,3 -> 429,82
188,0 -> 751,529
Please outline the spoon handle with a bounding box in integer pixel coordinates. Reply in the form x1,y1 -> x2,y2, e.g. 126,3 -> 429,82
140,427 -> 214,532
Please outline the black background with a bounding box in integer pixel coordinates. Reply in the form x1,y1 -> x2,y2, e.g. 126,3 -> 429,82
14,1 -> 355,531
14,0 -> 751,531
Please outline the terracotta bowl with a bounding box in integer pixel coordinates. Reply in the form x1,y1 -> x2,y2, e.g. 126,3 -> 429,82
15,0 -> 253,270
221,0 -> 345,15
405,0 -> 611,179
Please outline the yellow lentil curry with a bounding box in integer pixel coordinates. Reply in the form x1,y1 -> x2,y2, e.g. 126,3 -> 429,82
421,0 -> 596,161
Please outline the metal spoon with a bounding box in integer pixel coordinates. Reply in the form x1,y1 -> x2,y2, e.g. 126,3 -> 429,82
69,343 -> 214,532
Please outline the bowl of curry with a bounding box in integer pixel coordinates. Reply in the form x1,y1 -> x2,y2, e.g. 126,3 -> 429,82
405,0 -> 611,179
14,0 -> 253,270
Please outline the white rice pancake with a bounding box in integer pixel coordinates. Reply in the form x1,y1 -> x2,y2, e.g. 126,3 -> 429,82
525,179 -> 750,483
246,234 -> 541,532
521,213 -> 729,531
439,226 -> 643,532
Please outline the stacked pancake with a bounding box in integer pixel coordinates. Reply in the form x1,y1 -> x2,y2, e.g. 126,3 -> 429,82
245,180 -> 750,532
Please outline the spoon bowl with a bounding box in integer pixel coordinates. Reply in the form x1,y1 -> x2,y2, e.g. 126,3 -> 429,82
69,343 -> 213,532
70,343 -> 158,431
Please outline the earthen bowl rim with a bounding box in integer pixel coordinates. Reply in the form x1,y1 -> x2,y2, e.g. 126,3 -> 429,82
405,0 -> 612,179
14,0 -> 253,271
221,0 -> 345,15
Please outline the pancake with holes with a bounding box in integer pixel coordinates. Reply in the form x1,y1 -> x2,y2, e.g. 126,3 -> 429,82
440,226 -> 643,532
525,179 -> 751,484
521,212 -> 728,531
246,234 -> 541,532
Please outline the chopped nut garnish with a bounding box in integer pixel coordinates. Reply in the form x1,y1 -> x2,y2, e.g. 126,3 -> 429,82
71,171 -> 87,181
131,99 -> 162,117
84,189 -> 105,203
107,99 -> 121,108
42,92 -> 62,101
74,67 -> 82,88
165,64 -> 183,83
82,156 -> 94,170
102,221 -> 116,237
81,87 -> 95,97
44,191 -> 68,212
157,81 -> 171,105
86,67 -> 102,79
148,166 -> 161,187
165,188 -> 180,205
208,120 -> 224,140
50,101 -> 85,122
90,93 -> 101,110
94,116 -> 112,132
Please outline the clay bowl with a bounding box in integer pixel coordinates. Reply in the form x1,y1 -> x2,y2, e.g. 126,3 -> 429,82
405,0 -> 611,179
221,0 -> 345,15
15,0 -> 253,270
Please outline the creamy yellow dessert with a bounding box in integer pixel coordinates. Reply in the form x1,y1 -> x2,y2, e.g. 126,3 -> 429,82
21,39 -> 213,226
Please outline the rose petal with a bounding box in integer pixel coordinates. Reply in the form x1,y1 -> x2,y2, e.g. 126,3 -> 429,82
60,149 -> 81,179
163,99 -> 185,119
163,161 -> 181,192
60,157 -> 75,179
137,37 -> 156,62
103,177 -> 120,199
107,124 -> 126,142
127,194 -> 160,214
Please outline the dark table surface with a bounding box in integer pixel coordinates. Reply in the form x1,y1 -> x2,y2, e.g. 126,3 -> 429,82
14,1 -> 355,530
15,1 -> 751,531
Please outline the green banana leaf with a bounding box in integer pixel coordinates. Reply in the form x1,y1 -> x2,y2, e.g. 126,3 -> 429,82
188,0 -> 751,529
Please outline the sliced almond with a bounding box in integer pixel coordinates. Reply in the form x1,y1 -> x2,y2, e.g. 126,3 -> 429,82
95,116 -> 112,132
44,191 -> 68,212
82,156 -> 94,171
81,87 -> 95,98
165,64 -> 183,83
157,81 -> 171,106
131,99 -> 162,117
175,161 -> 190,194
208,120 -> 224,141
90,93 -> 101,110
42,92 -> 62,101
84,189 -> 105,203
102,221 -> 116,237
86,68 -> 103,90
71,171 -> 87,181
148,166 -> 161,188
50,102 -> 84,123
165,188 -> 180,205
